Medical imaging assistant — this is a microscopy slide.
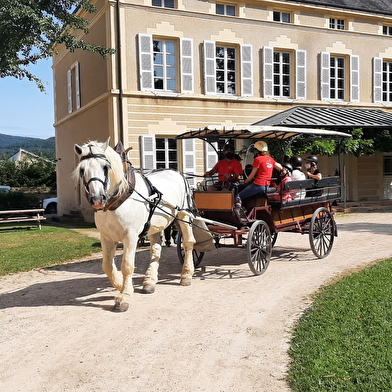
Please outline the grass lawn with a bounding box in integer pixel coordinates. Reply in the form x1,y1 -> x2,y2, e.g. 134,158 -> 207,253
0,225 -> 101,275
288,259 -> 392,391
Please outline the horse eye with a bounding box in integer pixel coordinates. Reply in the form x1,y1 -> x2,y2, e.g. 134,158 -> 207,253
79,169 -> 84,177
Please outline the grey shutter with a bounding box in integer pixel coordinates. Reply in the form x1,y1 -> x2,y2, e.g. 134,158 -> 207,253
350,55 -> 360,102
182,139 -> 196,187
140,135 -> 156,170
296,49 -> 307,100
263,46 -> 274,98
241,44 -> 253,97
204,40 -> 216,95
67,69 -> 72,114
320,52 -> 330,101
138,34 -> 154,91
373,57 -> 383,103
75,62 -> 81,110
180,38 -> 194,94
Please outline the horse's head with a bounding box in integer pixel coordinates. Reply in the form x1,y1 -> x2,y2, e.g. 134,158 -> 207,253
74,139 -> 127,211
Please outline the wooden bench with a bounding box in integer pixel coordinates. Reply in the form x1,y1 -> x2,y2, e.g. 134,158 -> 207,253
0,209 -> 46,230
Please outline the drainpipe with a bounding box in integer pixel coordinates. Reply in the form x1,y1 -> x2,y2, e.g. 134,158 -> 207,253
116,0 -> 124,145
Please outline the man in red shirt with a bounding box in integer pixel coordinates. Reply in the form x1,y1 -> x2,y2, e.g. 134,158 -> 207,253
205,144 -> 243,191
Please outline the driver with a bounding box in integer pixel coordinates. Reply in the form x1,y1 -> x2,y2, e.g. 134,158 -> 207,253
204,144 -> 243,191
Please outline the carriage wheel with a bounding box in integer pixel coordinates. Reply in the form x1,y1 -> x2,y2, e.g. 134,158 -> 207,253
246,220 -> 272,275
176,232 -> 205,268
271,231 -> 278,247
309,207 -> 335,259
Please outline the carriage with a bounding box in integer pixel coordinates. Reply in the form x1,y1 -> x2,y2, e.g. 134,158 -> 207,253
175,125 -> 351,276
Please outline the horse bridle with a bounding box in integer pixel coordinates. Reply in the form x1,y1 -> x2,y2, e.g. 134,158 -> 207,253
79,151 -> 111,194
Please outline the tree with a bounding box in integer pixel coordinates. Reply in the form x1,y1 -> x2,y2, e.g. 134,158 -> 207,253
0,0 -> 114,91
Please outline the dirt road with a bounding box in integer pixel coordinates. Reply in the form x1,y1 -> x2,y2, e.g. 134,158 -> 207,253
1,211 -> 392,392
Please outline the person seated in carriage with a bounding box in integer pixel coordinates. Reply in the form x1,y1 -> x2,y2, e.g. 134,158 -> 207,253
204,144 -> 243,191
234,141 -> 282,216
269,162 -> 294,202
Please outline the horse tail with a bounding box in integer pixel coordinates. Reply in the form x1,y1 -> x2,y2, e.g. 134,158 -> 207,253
180,172 -> 196,215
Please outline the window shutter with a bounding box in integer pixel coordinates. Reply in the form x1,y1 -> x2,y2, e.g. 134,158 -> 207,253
350,55 -> 360,102
296,49 -> 307,100
241,44 -> 253,97
320,52 -> 330,101
263,46 -> 274,98
138,33 -> 154,91
67,69 -> 72,114
204,40 -> 216,95
75,62 -> 81,110
182,139 -> 196,187
373,57 -> 383,103
204,142 -> 218,171
180,38 -> 194,94
140,135 -> 156,170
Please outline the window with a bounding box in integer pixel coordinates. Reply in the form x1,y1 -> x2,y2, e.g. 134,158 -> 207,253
273,51 -> 291,97
156,138 -> 178,169
320,52 -> 359,102
383,26 -> 392,36
382,61 -> 392,102
152,0 -> 174,8
263,47 -> 306,100
138,34 -> 194,94
140,135 -> 196,187
273,11 -> 291,23
204,41 -> 252,96
330,56 -> 345,100
67,62 -> 80,114
384,156 -> 392,175
329,18 -> 345,30
215,45 -> 237,94
153,39 -> 177,91
216,3 -> 236,16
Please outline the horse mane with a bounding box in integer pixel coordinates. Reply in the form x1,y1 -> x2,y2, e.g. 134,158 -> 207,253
74,140 -> 129,196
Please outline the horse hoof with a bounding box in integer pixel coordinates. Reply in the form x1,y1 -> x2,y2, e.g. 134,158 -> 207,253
180,278 -> 192,286
142,285 -> 156,294
112,301 -> 129,312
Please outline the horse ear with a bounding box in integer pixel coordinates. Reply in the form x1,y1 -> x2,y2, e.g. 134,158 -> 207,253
74,144 -> 83,156
114,141 -> 125,154
103,137 -> 111,151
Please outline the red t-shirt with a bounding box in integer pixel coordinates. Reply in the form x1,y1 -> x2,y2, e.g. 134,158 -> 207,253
252,155 -> 276,186
213,159 -> 243,181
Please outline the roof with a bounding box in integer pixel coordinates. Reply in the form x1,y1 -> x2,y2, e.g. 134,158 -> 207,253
252,106 -> 392,129
284,0 -> 392,16
176,125 -> 351,142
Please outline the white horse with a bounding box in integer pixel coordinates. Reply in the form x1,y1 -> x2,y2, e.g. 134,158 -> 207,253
74,139 -> 196,312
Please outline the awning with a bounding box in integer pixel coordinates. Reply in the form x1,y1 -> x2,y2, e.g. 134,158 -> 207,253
251,106 -> 392,129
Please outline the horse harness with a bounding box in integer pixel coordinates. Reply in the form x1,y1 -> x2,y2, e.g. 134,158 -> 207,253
80,143 -> 162,238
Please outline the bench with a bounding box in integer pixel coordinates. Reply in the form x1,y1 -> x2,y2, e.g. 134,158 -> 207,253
268,176 -> 341,208
0,209 -> 46,230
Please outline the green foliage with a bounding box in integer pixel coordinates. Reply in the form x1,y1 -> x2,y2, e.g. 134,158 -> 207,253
0,225 -> 100,275
0,159 -> 56,188
288,259 -> 392,391
0,0 -> 115,91
0,190 -> 41,210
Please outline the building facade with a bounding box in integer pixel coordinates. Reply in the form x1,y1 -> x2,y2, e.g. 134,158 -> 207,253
53,0 -> 392,220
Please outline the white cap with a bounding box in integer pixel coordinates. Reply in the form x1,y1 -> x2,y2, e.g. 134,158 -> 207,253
254,141 -> 268,152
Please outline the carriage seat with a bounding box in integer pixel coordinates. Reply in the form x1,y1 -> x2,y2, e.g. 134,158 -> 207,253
268,177 -> 341,208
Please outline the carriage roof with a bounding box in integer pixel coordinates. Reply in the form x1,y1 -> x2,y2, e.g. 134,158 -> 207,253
176,125 -> 352,142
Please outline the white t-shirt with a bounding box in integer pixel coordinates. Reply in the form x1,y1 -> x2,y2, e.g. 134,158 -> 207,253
291,169 -> 306,199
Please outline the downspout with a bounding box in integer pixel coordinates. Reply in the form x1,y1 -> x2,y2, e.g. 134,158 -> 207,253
116,0 -> 124,145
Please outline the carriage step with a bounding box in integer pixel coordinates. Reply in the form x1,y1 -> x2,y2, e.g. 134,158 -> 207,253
234,207 -> 248,224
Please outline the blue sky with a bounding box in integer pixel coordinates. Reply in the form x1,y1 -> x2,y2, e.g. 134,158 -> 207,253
0,59 -> 55,140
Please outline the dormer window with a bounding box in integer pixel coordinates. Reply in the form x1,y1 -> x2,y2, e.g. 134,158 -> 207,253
152,0 -> 175,8
273,11 -> 291,23
329,18 -> 345,30
216,3 -> 236,16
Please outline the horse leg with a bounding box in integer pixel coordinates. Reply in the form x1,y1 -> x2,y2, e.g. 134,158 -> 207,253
177,212 -> 196,286
142,232 -> 162,294
113,236 -> 137,312
101,237 -> 123,291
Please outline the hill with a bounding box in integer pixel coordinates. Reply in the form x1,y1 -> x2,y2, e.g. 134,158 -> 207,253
0,133 -> 55,160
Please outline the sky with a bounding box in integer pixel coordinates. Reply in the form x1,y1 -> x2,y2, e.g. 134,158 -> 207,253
0,59 -> 55,140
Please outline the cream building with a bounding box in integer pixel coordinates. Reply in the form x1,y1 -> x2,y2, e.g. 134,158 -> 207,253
53,0 -> 392,220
